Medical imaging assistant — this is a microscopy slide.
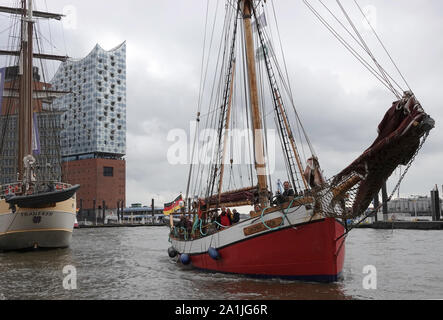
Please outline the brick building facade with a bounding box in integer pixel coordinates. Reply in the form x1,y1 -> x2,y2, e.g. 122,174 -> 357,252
62,158 -> 125,210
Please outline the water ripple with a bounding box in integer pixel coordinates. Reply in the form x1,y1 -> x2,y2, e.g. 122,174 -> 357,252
0,227 -> 442,300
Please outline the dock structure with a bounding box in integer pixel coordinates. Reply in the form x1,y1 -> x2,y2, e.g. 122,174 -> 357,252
77,223 -> 167,229
76,201 -> 168,228
431,186 -> 441,222
356,221 -> 443,230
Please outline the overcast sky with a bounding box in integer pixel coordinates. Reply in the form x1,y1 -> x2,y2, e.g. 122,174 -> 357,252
1,0 -> 441,207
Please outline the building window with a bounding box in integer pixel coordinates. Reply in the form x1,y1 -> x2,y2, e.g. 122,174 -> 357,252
104,167 -> 114,177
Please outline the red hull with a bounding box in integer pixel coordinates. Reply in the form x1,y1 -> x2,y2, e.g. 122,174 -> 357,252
186,218 -> 345,282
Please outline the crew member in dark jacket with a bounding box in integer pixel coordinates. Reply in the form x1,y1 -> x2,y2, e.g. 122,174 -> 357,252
282,181 -> 295,198
232,209 -> 240,224
275,181 -> 296,204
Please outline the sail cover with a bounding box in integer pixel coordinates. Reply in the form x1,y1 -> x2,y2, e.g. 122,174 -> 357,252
206,186 -> 258,207
331,92 -> 434,218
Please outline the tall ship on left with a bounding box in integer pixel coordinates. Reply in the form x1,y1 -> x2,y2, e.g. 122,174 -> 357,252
0,0 -> 79,251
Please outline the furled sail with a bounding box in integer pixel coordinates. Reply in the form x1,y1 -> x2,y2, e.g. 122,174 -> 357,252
328,92 -> 434,219
205,186 -> 258,209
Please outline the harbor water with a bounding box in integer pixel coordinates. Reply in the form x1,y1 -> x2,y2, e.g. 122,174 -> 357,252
0,226 -> 442,300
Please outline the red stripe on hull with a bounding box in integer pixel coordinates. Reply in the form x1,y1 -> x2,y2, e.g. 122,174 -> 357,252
188,218 -> 345,281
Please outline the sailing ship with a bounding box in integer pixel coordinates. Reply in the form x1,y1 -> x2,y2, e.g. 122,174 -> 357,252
168,0 -> 434,282
0,1 -> 79,251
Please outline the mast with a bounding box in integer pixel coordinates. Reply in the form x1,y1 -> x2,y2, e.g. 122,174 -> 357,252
242,0 -> 269,207
18,0 -> 34,181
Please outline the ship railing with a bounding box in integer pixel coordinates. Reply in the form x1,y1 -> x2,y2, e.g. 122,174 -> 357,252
0,181 -> 74,199
0,182 -> 23,199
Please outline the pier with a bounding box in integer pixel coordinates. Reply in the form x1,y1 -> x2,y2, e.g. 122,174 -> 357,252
356,221 -> 443,230
358,184 -> 443,230
77,223 -> 167,229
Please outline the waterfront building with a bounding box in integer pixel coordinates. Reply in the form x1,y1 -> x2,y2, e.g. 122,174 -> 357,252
384,196 -> 442,217
51,43 -> 127,211
122,205 -> 166,225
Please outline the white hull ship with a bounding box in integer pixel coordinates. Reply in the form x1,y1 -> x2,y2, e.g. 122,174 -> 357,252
0,195 -> 77,251
0,1 -> 79,251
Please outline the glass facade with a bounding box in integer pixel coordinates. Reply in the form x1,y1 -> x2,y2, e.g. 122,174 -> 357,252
51,43 -> 127,158
0,113 -> 62,184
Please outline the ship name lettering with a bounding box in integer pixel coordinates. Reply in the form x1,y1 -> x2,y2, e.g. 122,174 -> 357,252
21,212 -> 54,217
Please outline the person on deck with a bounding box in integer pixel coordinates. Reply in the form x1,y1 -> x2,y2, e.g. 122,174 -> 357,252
185,216 -> 193,234
275,181 -> 296,205
227,208 -> 232,220
217,207 -> 232,229
177,214 -> 186,229
250,204 -> 262,217
283,181 -> 295,198
175,214 -> 187,238
232,209 -> 240,224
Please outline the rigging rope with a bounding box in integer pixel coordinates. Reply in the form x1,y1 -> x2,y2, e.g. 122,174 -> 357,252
335,0 -> 400,99
336,131 -> 430,240
303,0 -> 403,98
316,0 -> 405,94
353,0 -> 412,92
260,4 -> 318,162
192,0 -> 231,198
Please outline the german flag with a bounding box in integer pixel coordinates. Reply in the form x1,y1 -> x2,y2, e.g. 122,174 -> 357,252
164,195 -> 184,215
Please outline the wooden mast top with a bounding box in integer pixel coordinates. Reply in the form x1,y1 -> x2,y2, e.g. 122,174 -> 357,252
242,0 -> 269,207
